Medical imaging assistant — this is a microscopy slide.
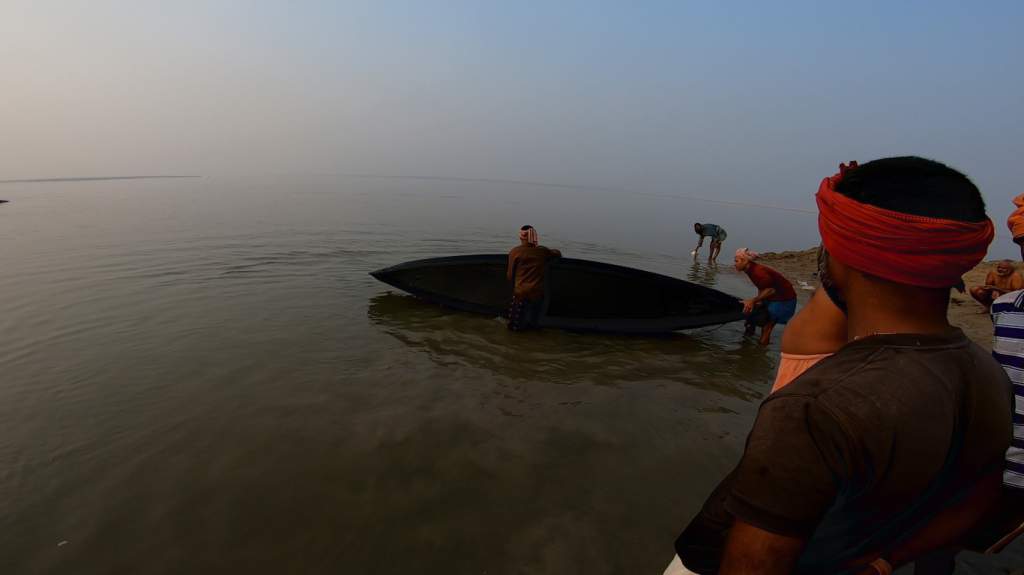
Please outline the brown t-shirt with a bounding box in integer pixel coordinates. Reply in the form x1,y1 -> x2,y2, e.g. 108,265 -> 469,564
507,245 -> 558,300
676,330 -> 1012,573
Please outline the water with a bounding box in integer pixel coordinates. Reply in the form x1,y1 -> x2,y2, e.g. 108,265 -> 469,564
0,176 -> 804,574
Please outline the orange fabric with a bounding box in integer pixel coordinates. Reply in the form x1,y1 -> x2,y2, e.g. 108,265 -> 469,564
1009,193 -> 1024,241
771,352 -> 832,392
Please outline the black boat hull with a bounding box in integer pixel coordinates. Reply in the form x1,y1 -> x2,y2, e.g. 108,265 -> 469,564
370,255 -> 743,333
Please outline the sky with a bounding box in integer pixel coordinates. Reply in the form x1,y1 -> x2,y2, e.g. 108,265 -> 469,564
1,1 -> 1022,212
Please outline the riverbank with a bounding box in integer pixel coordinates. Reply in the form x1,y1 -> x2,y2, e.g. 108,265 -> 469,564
759,248 -> 1003,350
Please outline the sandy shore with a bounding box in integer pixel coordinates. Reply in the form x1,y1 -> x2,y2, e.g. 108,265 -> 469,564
758,248 -> 1008,351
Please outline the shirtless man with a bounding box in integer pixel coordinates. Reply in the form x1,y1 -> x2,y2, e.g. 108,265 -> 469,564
970,260 -> 1023,309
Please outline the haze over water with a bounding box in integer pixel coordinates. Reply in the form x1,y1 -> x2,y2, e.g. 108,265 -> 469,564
1,176 -> 794,573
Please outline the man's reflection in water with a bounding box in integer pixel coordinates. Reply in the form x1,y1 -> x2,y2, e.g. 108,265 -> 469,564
687,260 -> 719,287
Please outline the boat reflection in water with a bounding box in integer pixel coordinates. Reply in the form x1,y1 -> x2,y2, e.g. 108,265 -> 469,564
367,292 -> 774,400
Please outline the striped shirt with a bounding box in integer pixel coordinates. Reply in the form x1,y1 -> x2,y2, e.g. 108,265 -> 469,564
992,289 -> 1024,489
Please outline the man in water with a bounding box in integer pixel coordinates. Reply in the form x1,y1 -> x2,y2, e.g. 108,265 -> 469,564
506,225 -> 560,331
733,248 -> 796,345
668,158 -> 1009,574
693,223 -> 727,263
969,259 -> 1023,310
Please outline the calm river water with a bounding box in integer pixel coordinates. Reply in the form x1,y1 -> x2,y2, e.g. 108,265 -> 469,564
0,175 -> 816,573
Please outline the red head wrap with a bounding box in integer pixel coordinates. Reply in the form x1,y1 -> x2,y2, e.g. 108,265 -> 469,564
816,162 -> 994,288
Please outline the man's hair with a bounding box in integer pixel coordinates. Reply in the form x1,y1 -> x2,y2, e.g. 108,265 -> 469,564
520,225 -> 534,231
835,156 -> 987,223
694,223 -> 703,231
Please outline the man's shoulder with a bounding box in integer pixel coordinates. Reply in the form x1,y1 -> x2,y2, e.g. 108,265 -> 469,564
510,245 -> 556,258
777,333 -> 1006,416
778,334 -> 989,399
771,345 -> 882,402
993,290 -> 1024,357
752,262 -> 780,275
993,289 -> 1024,310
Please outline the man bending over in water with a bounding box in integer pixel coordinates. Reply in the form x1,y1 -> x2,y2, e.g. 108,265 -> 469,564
970,259 -> 1023,310
506,225 -> 560,331
693,223 -> 727,263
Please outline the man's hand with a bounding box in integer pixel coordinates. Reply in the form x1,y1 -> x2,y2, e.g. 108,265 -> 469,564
742,299 -> 755,314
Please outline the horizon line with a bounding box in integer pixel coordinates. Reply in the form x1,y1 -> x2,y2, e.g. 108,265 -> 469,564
0,176 -> 201,184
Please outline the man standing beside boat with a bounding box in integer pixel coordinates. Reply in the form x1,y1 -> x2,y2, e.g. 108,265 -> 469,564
506,225 -> 560,331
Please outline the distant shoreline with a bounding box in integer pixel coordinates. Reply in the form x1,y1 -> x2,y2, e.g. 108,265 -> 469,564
0,176 -> 200,184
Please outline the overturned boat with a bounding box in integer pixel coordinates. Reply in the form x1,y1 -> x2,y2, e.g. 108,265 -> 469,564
369,255 -> 743,334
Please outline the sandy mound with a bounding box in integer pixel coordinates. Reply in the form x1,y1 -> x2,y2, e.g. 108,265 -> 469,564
758,248 -> 1008,351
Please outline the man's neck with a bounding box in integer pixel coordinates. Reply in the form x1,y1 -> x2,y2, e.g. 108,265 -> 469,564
845,288 -> 951,341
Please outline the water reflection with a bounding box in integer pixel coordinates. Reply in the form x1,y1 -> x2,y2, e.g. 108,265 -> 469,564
686,260 -> 722,287
367,293 -> 774,400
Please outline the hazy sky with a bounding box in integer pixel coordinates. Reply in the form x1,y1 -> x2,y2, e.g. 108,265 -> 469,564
2,1 -> 1022,210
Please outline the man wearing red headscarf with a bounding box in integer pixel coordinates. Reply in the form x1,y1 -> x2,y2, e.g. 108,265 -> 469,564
668,157 -> 1011,575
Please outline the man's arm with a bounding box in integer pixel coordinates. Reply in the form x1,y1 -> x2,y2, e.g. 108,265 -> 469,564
506,253 -> 516,282
548,248 -> 561,258
1013,273 -> 1024,291
753,287 -> 776,304
718,395 -> 845,570
720,520 -> 806,575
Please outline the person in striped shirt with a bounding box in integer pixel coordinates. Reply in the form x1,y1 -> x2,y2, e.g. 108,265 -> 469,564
993,288 -> 1024,490
981,195 -> 1024,552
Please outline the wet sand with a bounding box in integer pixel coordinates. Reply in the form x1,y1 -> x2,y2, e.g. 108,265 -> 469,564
759,248 -> 1009,351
